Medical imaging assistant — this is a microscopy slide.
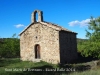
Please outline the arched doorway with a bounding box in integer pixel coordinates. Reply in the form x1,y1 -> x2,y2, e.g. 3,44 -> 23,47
34,44 -> 40,59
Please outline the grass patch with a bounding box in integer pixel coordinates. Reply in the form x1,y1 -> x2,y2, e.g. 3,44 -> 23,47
0,58 -> 100,75
69,69 -> 100,75
0,58 -> 58,75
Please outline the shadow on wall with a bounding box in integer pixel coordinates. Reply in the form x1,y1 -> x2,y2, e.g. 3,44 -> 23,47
59,30 -> 78,64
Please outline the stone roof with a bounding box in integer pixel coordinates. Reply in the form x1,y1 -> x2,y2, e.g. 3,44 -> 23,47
19,21 -> 77,36
42,21 -> 75,32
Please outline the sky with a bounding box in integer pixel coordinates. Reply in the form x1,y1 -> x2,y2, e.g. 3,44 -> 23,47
0,0 -> 100,39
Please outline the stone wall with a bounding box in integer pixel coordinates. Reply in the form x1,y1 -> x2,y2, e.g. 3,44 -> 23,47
59,31 -> 78,64
20,10 -> 78,64
20,23 -> 60,64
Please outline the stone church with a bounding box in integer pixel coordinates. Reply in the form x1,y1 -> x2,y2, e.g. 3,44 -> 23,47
19,10 -> 78,64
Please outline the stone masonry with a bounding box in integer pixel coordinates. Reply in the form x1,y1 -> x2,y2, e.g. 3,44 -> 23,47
19,10 -> 78,64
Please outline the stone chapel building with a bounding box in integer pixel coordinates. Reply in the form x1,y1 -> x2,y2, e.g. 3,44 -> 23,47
19,10 -> 78,64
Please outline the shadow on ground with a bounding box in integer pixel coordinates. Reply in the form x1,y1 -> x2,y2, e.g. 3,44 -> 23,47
5,64 -> 91,75
5,65 -> 58,75
76,52 -> 98,63
0,57 -> 97,75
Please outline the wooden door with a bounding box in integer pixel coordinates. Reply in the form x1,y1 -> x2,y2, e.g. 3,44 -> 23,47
35,44 -> 40,59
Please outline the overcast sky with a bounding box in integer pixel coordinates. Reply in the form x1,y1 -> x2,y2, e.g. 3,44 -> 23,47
0,0 -> 100,39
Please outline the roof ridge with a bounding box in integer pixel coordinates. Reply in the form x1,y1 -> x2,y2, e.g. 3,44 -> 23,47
19,21 -> 77,36
41,21 -> 75,32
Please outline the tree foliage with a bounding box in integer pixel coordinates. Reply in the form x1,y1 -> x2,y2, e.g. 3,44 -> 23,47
0,34 -> 20,58
78,16 -> 100,58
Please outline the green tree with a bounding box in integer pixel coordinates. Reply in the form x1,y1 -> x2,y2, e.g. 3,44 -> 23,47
0,34 -> 20,58
80,16 -> 100,58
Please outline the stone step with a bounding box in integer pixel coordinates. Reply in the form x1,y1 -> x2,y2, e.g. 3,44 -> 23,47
33,59 -> 42,62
